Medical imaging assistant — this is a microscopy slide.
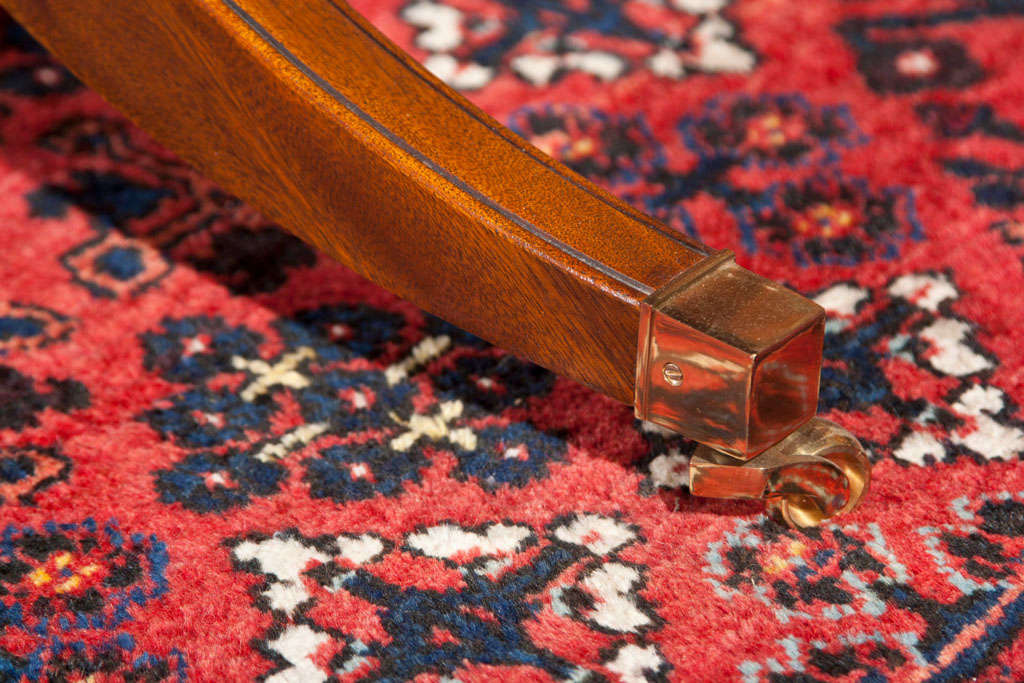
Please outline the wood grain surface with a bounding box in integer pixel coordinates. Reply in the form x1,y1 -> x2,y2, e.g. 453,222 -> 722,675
1,0 -> 715,403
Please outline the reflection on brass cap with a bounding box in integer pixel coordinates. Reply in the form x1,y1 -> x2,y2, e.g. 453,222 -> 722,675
635,251 -> 824,459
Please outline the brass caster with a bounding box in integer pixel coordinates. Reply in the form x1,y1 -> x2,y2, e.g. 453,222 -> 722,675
689,418 -> 871,528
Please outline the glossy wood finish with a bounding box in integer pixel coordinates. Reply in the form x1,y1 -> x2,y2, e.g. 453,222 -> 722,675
2,0 -> 714,402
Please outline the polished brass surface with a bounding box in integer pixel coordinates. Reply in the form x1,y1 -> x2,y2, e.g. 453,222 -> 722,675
635,251 -> 825,459
689,418 -> 871,527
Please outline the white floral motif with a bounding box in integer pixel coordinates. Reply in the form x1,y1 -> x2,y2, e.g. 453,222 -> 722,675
552,513 -> 638,555
648,449 -> 690,489
579,562 -> 653,632
407,522 -> 533,560
400,0 -> 755,90
231,515 -> 666,680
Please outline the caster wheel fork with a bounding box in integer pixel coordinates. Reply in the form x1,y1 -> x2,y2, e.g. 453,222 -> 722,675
689,418 -> 871,528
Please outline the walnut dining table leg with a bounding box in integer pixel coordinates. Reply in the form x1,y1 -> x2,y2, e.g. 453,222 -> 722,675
1,0 -> 870,526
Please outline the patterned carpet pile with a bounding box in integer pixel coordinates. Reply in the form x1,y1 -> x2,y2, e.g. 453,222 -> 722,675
3,1 -> 1024,680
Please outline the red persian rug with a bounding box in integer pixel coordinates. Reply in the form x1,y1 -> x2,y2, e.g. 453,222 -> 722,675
3,1 -> 1024,681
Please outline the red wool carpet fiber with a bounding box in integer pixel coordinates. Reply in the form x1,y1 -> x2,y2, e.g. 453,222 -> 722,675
3,1 -> 1024,681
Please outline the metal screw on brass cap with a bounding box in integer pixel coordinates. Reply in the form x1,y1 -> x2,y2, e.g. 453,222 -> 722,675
662,362 -> 684,386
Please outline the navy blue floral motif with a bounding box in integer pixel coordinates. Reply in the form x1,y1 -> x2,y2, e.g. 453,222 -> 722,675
0,445 -> 71,506
333,543 -> 588,680
0,366 -> 89,431
0,25 -> 80,99
730,174 -> 923,265
836,3 -> 1009,94
141,316 -> 263,384
819,299 -> 913,416
433,353 -> 555,412
185,226 -> 316,294
917,102 -> 1024,142
0,62 -> 79,98
509,96 -> 923,265
944,158 -> 1024,210
0,519 -> 185,681
27,114 -> 316,297
154,451 -> 287,514
2,22 -> 50,56
846,38 -> 984,94
19,646 -> 187,683
143,303 -> 565,513
0,315 -> 46,344
304,441 -> 427,501
457,424 -> 568,490
0,303 -> 73,355
28,171 -> 172,225
146,387 -> 276,450
302,422 -> 568,500
424,313 -> 490,349
681,94 -> 864,167
286,304 -> 406,361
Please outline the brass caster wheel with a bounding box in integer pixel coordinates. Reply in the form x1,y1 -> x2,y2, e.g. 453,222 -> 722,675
689,418 -> 871,528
